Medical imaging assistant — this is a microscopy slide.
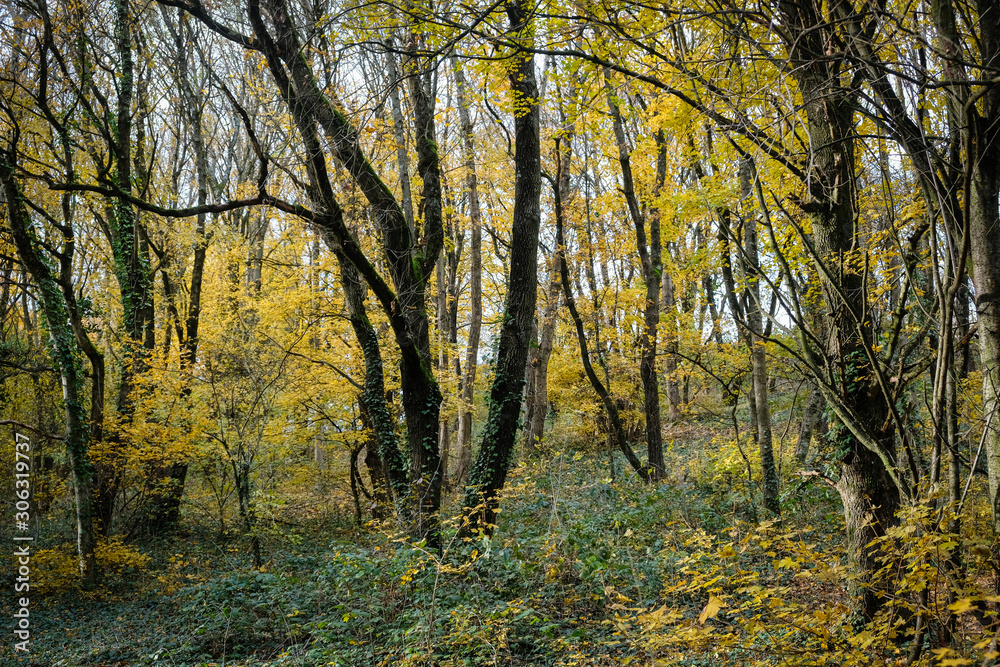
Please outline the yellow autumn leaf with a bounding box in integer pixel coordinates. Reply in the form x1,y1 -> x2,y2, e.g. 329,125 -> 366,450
776,556 -> 799,570
932,648 -> 974,666
698,594 -> 726,624
948,598 -> 976,614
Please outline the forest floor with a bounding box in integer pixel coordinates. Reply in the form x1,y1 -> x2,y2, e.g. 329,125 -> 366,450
0,416 -> 959,666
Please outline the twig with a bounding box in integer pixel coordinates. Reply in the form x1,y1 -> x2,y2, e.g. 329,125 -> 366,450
0,420 -> 63,440
795,470 -> 837,489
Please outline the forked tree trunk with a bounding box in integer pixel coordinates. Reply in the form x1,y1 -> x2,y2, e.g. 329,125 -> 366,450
799,86 -> 899,621
248,0 -> 447,545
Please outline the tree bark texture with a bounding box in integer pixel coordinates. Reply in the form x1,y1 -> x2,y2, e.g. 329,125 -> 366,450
463,2 -> 543,534
2,152 -> 100,587
774,0 -> 902,618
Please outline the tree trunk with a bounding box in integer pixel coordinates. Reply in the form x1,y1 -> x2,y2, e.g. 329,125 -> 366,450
605,78 -> 665,478
777,0 -> 901,618
795,387 -> 824,463
549,146 -> 650,483
960,1 -> 1000,529
661,258 -> 682,420
146,9 -> 210,533
248,0 -> 446,545
463,4 -> 543,534
741,161 -> 779,516
522,84 -> 576,455
452,56 -> 482,488
522,261 -> 561,452
3,154 -> 99,587
96,0 -> 156,535
359,396 -> 392,519
387,47 -> 416,237
233,461 -> 262,569
334,244 -> 410,509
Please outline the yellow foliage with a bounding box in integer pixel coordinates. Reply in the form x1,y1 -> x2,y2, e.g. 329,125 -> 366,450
31,539 -> 151,595
30,547 -> 80,596
624,508 -> 1000,666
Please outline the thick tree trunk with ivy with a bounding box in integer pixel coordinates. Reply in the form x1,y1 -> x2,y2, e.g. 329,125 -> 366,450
97,0 -> 156,534
780,0 -> 901,616
462,2 -> 542,534
358,397 -> 391,519
335,246 -> 409,509
3,154 -> 99,587
398,22 -> 446,545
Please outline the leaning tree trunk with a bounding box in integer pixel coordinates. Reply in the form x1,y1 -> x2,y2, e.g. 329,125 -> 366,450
3,154 -> 99,587
550,148 -> 651,483
245,0 -> 446,546
335,247 -> 409,508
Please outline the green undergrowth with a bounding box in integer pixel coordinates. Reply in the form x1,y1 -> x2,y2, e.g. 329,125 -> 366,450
11,440 -> 974,666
